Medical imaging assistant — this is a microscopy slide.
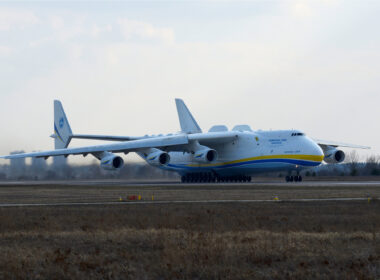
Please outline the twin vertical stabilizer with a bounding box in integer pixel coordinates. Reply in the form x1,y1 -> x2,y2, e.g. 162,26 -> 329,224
51,98 -> 200,150
53,100 -> 73,149
175,99 -> 202,134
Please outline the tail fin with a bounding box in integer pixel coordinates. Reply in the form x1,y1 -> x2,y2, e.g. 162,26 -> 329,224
52,100 -> 73,149
175,99 -> 202,134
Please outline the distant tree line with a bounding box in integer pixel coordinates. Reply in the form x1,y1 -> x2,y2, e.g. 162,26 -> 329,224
308,153 -> 380,177
0,162 -> 179,181
0,151 -> 379,181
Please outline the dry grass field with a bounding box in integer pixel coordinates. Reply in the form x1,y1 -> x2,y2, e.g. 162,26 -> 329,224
0,182 -> 379,279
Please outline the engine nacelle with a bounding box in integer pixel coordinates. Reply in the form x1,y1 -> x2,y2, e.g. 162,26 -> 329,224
193,148 -> 218,163
323,148 -> 345,164
100,154 -> 124,171
146,151 -> 170,166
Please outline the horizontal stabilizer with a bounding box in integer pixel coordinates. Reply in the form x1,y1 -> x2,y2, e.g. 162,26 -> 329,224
71,134 -> 139,142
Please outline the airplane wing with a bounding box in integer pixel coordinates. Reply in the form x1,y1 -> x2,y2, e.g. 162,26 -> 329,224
0,135 -> 189,159
71,131 -> 238,146
0,132 -> 240,159
313,139 -> 370,149
188,131 -> 238,146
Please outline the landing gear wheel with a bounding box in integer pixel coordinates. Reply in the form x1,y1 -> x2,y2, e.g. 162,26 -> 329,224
285,174 -> 302,183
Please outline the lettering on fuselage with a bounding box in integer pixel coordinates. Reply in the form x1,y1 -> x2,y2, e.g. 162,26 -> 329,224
268,139 -> 287,145
284,150 -> 301,154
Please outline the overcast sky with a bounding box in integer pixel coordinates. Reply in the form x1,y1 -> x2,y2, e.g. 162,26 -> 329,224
0,0 -> 379,164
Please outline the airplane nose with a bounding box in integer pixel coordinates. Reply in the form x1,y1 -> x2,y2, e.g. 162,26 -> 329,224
310,141 -> 324,161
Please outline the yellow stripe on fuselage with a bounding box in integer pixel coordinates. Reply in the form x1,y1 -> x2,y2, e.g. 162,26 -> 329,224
187,154 -> 324,167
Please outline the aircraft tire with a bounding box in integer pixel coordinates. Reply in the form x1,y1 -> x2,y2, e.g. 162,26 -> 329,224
286,176 -> 294,182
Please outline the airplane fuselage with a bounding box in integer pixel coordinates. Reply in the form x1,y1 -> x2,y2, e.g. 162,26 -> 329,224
158,129 -> 324,177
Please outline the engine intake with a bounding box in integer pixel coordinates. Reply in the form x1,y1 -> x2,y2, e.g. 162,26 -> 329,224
323,148 -> 345,164
100,154 -> 124,170
147,151 -> 170,166
193,148 -> 218,163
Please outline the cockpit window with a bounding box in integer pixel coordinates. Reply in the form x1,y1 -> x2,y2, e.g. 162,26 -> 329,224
291,132 -> 305,136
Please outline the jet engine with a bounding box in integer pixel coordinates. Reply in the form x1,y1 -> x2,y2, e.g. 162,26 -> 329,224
146,150 -> 170,166
323,147 -> 345,164
193,148 -> 218,163
100,153 -> 124,170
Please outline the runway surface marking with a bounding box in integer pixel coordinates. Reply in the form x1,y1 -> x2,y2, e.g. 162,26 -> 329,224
0,197 -> 376,207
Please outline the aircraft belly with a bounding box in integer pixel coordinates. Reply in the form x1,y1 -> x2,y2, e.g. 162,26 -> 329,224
213,162 -> 307,176
165,156 -> 317,175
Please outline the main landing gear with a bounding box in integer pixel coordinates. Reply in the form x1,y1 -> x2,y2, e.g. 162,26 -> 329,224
285,175 -> 302,183
181,173 -> 252,183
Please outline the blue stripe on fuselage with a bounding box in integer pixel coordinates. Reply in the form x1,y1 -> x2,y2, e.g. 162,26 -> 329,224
168,158 -> 320,170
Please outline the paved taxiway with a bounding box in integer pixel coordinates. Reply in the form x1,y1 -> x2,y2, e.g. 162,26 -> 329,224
1,180 -> 380,187
0,197 -> 375,208
0,180 -> 378,207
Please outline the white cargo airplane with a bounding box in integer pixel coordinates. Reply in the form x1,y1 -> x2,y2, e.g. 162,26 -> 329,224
0,99 -> 370,183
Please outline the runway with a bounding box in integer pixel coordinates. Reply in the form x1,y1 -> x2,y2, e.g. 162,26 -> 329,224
0,180 -> 378,206
1,179 -> 380,187
0,197 -> 375,207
